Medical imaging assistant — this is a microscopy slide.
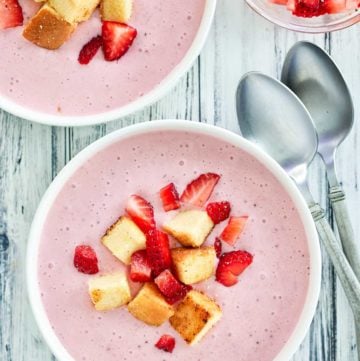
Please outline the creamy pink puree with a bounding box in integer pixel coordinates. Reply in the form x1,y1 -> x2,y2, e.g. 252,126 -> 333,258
0,1 -> 205,116
38,130 -> 310,361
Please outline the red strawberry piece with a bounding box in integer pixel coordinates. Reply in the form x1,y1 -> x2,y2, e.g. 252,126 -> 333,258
130,250 -> 152,282
216,250 -> 253,287
214,237 -> 222,258
102,21 -> 137,61
146,230 -> 172,276
0,0 -> 23,30
206,201 -> 231,224
155,334 -> 176,353
78,35 -> 103,65
73,245 -> 99,274
160,183 -> 180,212
180,173 -> 220,207
293,0 -> 326,17
126,195 -> 156,233
154,269 -> 191,304
220,216 -> 248,246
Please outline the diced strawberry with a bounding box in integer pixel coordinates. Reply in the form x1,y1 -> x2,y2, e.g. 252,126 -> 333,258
0,0 -> 23,30
102,21 -> 137,62
206,201 -> 231,224
160,183 -> 180,212
73,245 -> 99,274
155,334 -> 176,353
126,195 -> 156,233
180,173 -> 220,207
214,237 -> 222,258
146,230 -> 172,276
325,0 -> 347,13
130,250 -> 152,282
78,35 -> 103,65
216,250 -> 253,287
220,216 -> 248,246
293,0 -> 327,16
155,269 -> 191,304
270,0 -> 358,16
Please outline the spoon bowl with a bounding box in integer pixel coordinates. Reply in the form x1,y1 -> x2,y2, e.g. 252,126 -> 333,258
281,41 -> 354,174
236,72 -> 318,186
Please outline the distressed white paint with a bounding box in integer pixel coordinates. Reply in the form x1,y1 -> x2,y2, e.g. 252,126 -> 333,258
1,1 -> 359,360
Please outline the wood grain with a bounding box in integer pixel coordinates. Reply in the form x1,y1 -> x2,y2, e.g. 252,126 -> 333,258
0,1 -> 359,360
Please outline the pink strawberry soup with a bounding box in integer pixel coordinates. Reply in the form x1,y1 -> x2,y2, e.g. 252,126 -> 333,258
0,0 -> 206,116
38,129 -> 311,361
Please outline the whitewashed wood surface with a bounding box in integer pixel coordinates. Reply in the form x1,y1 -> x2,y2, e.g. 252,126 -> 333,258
1,1 -> 360,360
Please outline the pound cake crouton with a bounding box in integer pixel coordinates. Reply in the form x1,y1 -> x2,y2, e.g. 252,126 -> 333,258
101,216 -> 146,265
171,246 -> 216,285
88,272 -> 131,311
127,283 -> 175,326
48,0 -> 101,24
169,290 -> 222,345
100,0 -> 133,22
163,210 -> 214,247
23,4 -> 76,50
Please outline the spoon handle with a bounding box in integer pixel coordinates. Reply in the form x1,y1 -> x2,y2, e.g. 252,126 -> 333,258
309,203 -> 360,319
329,186 -> 360,281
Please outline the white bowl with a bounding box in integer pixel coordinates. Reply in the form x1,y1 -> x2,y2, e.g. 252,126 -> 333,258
27,120 -> 321,361
0,1 -> 216,127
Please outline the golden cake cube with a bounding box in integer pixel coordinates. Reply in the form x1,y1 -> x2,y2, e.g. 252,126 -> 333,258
163,210 -> 214,247
169,290 -> 222,345
88,272 -> 131,311
101,216 -> 146,265
171,246 -> 216,285
48,0 -> 101,24
100,0 -> 133,22
127,283 -> 175,326
23,4 -> 76,50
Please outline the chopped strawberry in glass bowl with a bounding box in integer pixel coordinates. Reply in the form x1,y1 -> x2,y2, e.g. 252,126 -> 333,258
246,0 -> 360,32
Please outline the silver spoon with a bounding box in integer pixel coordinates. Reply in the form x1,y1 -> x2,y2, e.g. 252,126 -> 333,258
236,72 -> 360,357
281,41 -> 360,282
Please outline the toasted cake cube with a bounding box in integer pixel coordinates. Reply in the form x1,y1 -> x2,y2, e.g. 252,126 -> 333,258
163,210 -> 214,247
127,283 -> 174,326
23,4 -> 76,50
48,0 -> 101,24
100,0 -> 133,22
88,272 -> 131,311
102,216 -> 146,265
169,290 -> 222,345
171,246 -> 216,285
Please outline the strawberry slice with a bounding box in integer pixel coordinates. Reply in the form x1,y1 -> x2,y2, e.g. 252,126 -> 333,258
216,250 -> 253,287
155,334 -> 176,353
214,237 -> 222,258
155,269 -> 191,304
160,183 -> 180,212
102,21 -> 137,62
180,173 -> 220,207
78,35 -> 103,65
146,230 -> 172,276
0,0 -> 23,30
73,245 -> 99,274
130,250 -> 152,282
220,216 -> 248,246
126,195 -> 156,233
206,201 -> 231,224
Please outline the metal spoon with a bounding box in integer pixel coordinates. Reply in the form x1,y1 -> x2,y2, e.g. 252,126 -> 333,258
236,72 -> 360,356
281,41 -> 360,283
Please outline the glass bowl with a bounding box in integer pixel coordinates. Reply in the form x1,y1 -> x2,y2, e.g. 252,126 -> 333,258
245,0 -> 360,33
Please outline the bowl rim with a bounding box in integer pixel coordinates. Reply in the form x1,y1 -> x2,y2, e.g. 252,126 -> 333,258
245,0 -> 360,33
27,119 -> 321,361
0,0 -> 216,127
